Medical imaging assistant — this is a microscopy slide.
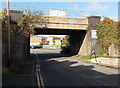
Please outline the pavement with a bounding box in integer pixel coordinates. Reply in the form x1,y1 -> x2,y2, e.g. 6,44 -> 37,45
86,57 -> 119,68
2,56 -> 38,88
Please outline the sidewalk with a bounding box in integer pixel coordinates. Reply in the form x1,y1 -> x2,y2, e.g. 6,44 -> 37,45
85,57 -> 119,68
2,59 -> 37,87
70,55 -> 119,68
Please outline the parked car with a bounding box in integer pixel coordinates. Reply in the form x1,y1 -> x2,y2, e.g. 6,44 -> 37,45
31,45 -> 41,49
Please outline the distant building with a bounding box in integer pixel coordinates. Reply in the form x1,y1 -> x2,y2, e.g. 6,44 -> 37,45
30,35 -> 47,46
30,35 -> 64,46
46,36 -> 63,46
49,9 -> 67,17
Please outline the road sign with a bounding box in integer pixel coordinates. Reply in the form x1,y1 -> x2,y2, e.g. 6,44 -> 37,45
91,30 -> 97,39
55,40 -> 61,46
41,24 -> 47,28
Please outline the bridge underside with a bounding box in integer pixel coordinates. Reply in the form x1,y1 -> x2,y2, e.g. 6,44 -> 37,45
34,28 -> 86,35
34,28 -> 87,55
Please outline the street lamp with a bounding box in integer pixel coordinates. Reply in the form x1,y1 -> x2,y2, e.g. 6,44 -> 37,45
6,0 -> 11,68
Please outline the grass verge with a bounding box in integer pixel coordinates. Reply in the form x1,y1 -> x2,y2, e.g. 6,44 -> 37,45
81,55 -> 99,60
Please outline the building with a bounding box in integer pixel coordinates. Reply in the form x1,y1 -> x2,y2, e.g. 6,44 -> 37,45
30,35 -> 47,46
30,35 -> 65,46
46,36 -> 63,46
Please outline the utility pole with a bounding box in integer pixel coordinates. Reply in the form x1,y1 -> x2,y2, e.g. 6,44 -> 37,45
6,0 -> 11,68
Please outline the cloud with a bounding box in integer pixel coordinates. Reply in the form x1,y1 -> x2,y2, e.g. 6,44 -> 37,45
86,2 -> 109,11
110,16 -> 118,21
100,16 -> 118,21
67,3 -> 84,11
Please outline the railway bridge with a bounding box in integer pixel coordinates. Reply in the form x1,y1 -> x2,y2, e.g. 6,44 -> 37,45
33,16 -> 101,55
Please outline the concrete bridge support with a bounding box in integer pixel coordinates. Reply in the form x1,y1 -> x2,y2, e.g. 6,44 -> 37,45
78,32 -> 90,56
71,16 -> 101,56
69,31 -> 86,55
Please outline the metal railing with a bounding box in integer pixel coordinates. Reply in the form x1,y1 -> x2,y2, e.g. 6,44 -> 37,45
32,8 -> 96,18
2,4 -> 97,18
30,8 -> 96,18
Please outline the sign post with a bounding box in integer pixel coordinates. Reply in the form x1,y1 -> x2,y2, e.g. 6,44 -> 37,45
90,30 -> 97,62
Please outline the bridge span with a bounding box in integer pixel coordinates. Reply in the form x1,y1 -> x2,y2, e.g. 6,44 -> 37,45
33,16 -> 101,55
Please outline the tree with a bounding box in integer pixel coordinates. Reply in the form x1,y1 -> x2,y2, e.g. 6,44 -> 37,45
60,35 -> 70,54
1,8 -> 48,45
1,9 -> 48,70
62,35 -> 70,46
17,9 -> 48,36
96,17 -> 120,54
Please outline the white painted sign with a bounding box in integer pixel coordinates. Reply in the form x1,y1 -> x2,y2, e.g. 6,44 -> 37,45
91,30 -> 97,39
55,40 -> 61,46
49,9 -> 67,17
41,24 -> 47,28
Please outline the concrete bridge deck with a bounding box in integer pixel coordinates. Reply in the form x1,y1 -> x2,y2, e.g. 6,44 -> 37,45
33,16 -> 101,56
10,11 -> 101,56
33,16 -> 88,30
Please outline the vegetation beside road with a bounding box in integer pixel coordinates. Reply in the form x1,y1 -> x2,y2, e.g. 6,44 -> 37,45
60,35 -> 70,54
96,17 -> 120,55
80,17 -> 120,60
81,55 -> 92,60
1,9 -> 47,73
80,54 -> 99,60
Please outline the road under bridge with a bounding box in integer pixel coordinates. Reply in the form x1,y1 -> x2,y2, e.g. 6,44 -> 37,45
33,16 -> 101,55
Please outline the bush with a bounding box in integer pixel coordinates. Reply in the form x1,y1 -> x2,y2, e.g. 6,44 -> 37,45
60,46 -> 70,54
38,43 -> 44,48
96,48 -> 108,56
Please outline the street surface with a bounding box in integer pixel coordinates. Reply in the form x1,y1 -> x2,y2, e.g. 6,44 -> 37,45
31,49 -> 119,87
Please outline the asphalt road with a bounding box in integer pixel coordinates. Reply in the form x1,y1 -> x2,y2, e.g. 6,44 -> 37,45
31,49 -> 119,87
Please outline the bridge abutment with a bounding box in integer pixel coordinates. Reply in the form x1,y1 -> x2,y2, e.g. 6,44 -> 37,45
69,16 -> 101,56
79,16 -> 101,56
69,31 -> 86,55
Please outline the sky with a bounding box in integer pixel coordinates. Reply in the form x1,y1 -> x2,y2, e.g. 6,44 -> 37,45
1,2 -> 119,21
0,1 -> 119,37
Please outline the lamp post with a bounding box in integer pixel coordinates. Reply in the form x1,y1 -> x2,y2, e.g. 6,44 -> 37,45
6,0 -> 11,68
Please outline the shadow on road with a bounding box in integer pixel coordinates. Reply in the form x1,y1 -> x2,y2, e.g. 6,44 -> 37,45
33,52 -> 119,87
2,51 -> 119,87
